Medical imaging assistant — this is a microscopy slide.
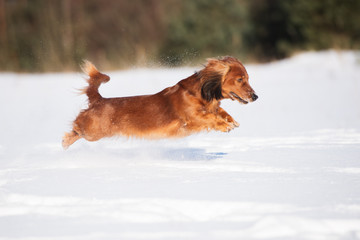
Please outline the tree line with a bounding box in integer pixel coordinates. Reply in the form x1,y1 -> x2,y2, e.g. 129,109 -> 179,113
0,0 -> 359,72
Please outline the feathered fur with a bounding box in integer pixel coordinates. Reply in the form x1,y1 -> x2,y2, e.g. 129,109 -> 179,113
80,60 -> 110,106
62,57 -> 258,149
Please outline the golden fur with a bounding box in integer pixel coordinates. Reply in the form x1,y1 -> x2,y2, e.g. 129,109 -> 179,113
62,57 -> 258,149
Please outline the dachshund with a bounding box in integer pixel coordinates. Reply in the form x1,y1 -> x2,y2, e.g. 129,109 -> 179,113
62,57 -> 258,149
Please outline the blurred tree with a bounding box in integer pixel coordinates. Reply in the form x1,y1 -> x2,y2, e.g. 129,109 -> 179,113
159,0 -> 248,66
0,0 -> 359,71
244,0 -> 305,61
0,0 -> 166,72
0,0 -> 7,47
288,0 -> 360,50
244,0 -> 360,61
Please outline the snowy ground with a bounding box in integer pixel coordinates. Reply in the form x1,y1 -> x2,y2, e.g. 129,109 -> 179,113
0,51 -> 360,240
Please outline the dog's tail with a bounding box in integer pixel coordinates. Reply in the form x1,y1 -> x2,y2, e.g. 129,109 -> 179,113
80,60 -> 110,106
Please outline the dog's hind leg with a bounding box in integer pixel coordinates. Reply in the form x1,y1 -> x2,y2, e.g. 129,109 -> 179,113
62,130 -> 81,150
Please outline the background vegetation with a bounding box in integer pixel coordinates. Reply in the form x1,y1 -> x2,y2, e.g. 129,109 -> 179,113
0,0 -> 359,72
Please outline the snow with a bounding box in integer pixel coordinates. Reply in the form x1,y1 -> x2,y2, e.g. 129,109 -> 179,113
0,50 -> 360,240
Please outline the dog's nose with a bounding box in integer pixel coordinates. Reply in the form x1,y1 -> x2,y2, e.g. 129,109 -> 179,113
251,93 -> 258,101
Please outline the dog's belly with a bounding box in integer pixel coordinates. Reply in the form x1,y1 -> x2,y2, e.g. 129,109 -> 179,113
109,110 -> 187,139
118,119 -> 187,139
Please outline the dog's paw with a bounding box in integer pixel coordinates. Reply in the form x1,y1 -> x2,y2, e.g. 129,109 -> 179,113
217,122 -> 235,132
226,126 -> 234,132
221,116 -> 239,129
232,120 -> 240,128
225,119 -> 239,129
215,122 -> 228,132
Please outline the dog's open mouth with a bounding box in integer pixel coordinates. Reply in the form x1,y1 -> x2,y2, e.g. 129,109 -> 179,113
229,92 -> 248,104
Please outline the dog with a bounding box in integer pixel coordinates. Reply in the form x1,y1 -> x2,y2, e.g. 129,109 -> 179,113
62,57 -> 258,149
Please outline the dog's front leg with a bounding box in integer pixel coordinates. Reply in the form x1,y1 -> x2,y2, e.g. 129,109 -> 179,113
217,107 -> 239,128
196,111 -> 236,132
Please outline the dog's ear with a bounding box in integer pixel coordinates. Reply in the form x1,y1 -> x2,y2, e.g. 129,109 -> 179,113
199,58 -> 229,102
200,72 -> 223,102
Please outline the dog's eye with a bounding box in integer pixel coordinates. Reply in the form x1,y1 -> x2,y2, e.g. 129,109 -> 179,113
237,78 -> 243,82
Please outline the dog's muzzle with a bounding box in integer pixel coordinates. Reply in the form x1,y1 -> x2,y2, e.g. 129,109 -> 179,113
230,92 -> 248,104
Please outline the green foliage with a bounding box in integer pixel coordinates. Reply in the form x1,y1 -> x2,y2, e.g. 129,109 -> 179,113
244,0 -> 304,60
0,0 -> 359,71
290,0 -> 360,50
244,0 -> 360,61
159,0 -> 247,66
0,0 -> 165,72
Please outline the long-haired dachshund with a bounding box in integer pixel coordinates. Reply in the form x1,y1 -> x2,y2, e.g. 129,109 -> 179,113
62,57 -> 258,149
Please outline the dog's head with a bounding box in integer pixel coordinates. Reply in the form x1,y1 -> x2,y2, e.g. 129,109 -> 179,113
199,56 -> 258,104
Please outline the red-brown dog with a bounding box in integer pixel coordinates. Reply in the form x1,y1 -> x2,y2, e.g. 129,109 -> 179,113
62,57 -> 258,149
